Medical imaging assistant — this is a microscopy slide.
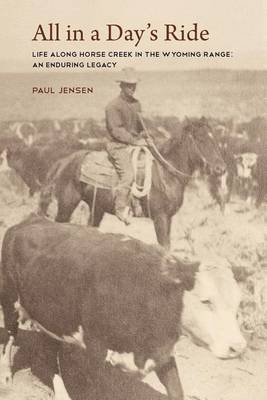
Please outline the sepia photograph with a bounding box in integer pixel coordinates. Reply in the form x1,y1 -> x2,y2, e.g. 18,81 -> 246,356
0,1 -> 266,399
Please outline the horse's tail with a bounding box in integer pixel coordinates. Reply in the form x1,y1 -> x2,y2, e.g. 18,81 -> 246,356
38,150 -> 87,216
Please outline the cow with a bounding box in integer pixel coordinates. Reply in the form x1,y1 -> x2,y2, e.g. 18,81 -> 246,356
0,133 -> 25,155
208,147 -> 259,210
6,135 -> 107,197
234,152 -> 258,202
5,139 -> 85,196
58,259 -> 247,400
207,142 -> 237,212
8,121 -> 37,146
0,214 -> 200,400
0,216 -> 246,399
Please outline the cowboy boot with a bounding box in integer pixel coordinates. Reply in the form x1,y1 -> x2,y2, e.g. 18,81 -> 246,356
115,187 -> 132,225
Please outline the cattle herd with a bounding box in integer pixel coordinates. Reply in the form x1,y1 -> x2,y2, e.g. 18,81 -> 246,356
0,115 -> 266,400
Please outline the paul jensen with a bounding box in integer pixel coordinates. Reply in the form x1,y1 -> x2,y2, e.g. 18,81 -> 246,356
32,86 -> 94,94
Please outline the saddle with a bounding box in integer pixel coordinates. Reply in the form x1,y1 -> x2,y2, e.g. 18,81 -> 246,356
80,146 -> 154,198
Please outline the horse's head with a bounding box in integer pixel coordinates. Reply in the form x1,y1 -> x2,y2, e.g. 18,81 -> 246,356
183,117 -> 225,176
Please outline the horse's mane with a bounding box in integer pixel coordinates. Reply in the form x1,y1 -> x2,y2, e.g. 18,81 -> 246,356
150,117 -> 212,193
152,117 -> 211,157
156,135 -> 181,156
183,116 -> 211,137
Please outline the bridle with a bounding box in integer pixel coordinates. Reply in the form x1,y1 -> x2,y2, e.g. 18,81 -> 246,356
188,133 -> 208,169
138,113 -> 219,181
146,138 -> 193,180
187,130 -> 223,174
147,131 -> 217,181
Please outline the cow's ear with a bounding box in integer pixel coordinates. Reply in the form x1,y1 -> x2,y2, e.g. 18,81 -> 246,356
175,260 -> 200,291
162,254 -> 200,290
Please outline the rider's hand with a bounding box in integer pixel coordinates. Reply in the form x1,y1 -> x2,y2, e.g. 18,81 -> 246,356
140,130 -> 148,138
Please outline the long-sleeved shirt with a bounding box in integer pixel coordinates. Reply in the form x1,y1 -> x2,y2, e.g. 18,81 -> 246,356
105,92 -> 143,145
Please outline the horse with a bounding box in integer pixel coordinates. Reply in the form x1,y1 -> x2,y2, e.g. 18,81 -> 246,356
39,117 -> 225,249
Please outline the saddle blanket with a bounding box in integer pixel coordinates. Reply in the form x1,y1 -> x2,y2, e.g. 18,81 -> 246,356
80,148 -> 154,197
80,151 -> 118,189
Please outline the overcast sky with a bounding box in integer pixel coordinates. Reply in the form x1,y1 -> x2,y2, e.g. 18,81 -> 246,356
0,0 -> 266,72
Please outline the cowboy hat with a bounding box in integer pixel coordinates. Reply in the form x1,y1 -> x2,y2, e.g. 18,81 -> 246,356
116,67 -> 139,84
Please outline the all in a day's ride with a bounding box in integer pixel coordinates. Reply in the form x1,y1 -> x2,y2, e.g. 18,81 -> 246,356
39,117 -> 225,249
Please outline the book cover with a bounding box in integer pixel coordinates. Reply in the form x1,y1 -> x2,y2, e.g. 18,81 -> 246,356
0,1 -> 266,399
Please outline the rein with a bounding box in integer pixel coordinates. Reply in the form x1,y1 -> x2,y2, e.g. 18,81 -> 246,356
147,139 -> 194,179
137,113 -> 194,180
138,114 -> 220,181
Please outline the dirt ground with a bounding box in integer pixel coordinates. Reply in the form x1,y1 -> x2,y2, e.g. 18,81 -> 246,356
0,172 -> 266,400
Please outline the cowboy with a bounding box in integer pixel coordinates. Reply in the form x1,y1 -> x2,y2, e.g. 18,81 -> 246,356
105,67 -> 147,224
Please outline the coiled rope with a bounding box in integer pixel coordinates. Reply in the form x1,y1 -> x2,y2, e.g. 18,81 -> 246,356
131,146 -> 153,198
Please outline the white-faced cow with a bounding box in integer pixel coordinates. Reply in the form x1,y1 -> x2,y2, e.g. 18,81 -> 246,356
235,152 -> 258,201
182,264 -> 246,358
209,149 -> 259,210
0,215 -> 246,400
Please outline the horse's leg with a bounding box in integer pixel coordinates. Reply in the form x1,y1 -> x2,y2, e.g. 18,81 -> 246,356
88,207 -> 105,227
83,186 -> 111,227
153,213 -> 172,250
56,183 -> 81,223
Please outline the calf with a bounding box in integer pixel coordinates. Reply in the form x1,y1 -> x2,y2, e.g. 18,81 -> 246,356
0,215 -> 199,400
